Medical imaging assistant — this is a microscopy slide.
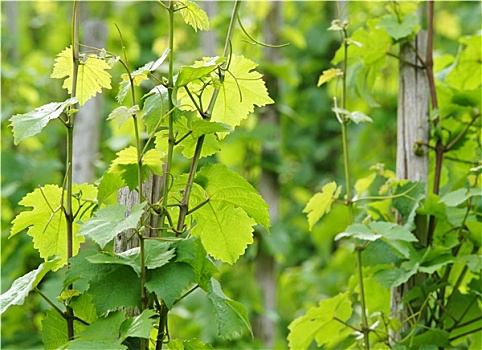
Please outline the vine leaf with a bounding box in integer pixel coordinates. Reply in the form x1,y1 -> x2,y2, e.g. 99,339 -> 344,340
116,48 -> 170,103
107,105 -> 140,128
378,13 -> 420,41
145,262 -> 195,309
119,309 -> 157,341
42,309 -> 87,350
288,292 -> 352,349
304,181 -> 342,230
9,98 -> 78,145
179,0 -> 209,32
143,85 -> 170,134
190,164 -> 270,264
0,257 -> 61,314
207,278 -> 253,339
179,55 -> 273,137
70,293 -> 98,325
51,46 -> 112,106
10,184 -> 97,268
77,202 -> 146,249
108,146 -> 164,190
317,68 -> 342,87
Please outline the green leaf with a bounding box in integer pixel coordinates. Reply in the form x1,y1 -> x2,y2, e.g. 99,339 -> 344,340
374,263 -> 418,289
108,146 -> 164,190
317,68 -> 342,87
107,105 -> 140,128
77,202 -> 146,249
175,56 -> 224,89
0,257 -> 61,314
174,237 -> 218,290
42,309 -> 87,350
63,340 -> 126,350
195,163 -> 270,229
303,181 -> 341,230
76,310 -> 125,343
97,172 -> 125,206
188,164 -> 269,264
143,85 -> 169,134
9,98 -> 77,144
207,278 -> 252,339
10,184 -> 97,268
179,0 -> 209,32
378,13 -> 419,40
287,292 -> 352,349
70,292 -> 98,324
440,187 -> 481,207
446,34 -> 482,90
179,55 -> 273,137
87,265 -> 142,314
336,223 -> 381,241
392,180 -> 425,230
145,262 -> 195,309
119,309 -> 157,341
51,46 -> 112,106
191,120 -> 231,138
117,49 -> 170,103
167,338 -> 214,350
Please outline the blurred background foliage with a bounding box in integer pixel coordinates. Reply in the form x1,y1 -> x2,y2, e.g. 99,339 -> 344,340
1,1 -> 480,348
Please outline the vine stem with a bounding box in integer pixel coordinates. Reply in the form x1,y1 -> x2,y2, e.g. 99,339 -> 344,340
64,0 -> 80,340
340,24 -> 369,350
176,0 -> 241,233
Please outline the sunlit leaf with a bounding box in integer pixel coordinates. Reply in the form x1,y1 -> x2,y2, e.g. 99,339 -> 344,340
51,46 -> 112,106
288,292 -> 352,349
317,68 -> 342,87
107,105 -> 139,128
378,13 -> 419,40
179,0 -> 209,32
303,181 -> 341,230
10,184 -> 97,268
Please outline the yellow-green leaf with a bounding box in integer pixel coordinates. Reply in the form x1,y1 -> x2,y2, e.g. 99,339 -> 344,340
179,0 -> 209,32
317,68 -> 342,87
303,181 -> 342,230
10,184 -> 97,269
354,172 -> 376,197
51,46 -> 112,106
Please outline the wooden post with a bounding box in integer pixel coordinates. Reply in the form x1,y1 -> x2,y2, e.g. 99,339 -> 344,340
391,30 -> 429,340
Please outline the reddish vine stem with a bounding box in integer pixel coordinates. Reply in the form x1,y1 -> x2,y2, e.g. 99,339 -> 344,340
64,0 -> 80,340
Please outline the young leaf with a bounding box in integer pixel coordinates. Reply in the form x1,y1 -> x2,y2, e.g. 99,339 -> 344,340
97,172 -> 125,206
303,181 -> 342,230
107,105 -> 140,128
145,262 -> 195,309
77,202 -> 146,249
354,172 -> 376,197
175,56 -> 224,89
51,46 -> 112,106
9,98 -> 77,145
207,278 -> 252,339
317,68 -> 342,87
116,48 -> 170,104
108,146 -> 164,190
179,0 -> 209,32
287,292 -> 352,349
349,111 -> 373,124
0,257 -> 61,314
10,184 -> 97,268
